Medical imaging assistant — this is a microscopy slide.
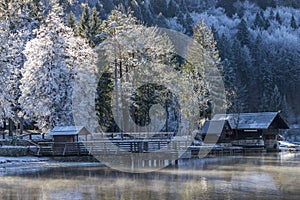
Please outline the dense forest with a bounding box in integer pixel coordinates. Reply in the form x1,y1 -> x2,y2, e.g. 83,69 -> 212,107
70,0 -> 299,125
0,0 -> 299,135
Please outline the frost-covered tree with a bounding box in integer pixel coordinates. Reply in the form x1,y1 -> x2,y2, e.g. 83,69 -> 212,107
253,12 -> 265,29
66,11 -> 77,31
99,5 -> 138,42
101,0 -> 114,12
290,15 -> 298,29
0,32 -> 25,126
237,18 -> 250,46
95,6 -> 177,132
270,85 -> 282,111
275,11 -> 282,24
76,3 -> 90,39
0,0 -> 37,134
151,0 -> 167,15
20,0 -> 97,133
197,6 -> 300,116
88,6 -> 101,47
193,19 -> 226,116
166,0 -> 178,18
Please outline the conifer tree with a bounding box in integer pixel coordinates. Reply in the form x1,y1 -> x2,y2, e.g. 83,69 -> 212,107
88,6 -> 101,47
275,11 -> 282,24
260,92 -> 269,112
67,11 -> 77,31
166,0 -> 178,18
151,0 -> 167,15
129,0 -> 142,20
76,3 -> 90,39
290,15 -> 298,29
193,20 -> 226,116
179,0 -> 188,13
253,12 -> 264,29
237,18 -> 250,46
157,12 -> 167,28
270,85 -> 282,111
102,0 -> 114,12
176,12 -> 185,26
269,9 -> 275,20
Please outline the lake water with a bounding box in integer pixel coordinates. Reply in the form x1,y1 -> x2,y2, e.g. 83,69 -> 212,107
0,152 -> 299,200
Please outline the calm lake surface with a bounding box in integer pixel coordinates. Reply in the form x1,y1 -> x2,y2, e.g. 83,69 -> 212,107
0,152 -> 299,200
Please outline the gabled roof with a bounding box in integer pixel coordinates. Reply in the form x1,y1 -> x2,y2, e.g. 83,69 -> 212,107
200,120 -> 228,135
49,126 -> 90,136
212,112 -> 289,129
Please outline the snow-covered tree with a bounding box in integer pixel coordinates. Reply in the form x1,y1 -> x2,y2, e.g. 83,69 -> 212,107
20,0 -> 97,133
290,15 -> 298,29
0,0 -> 36,134
88,6 -> 101,47
270,85 -> 282,111
237,18 -> 250,46
66,11 -> 77,31
0,32 -> 25,124
76,3 -> 90,39
193,19 -> 226,116
95,6 -> 176,133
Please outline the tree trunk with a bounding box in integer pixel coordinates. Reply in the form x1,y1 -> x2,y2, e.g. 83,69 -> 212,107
20,117 -> 24,135
9,118 -> 13,137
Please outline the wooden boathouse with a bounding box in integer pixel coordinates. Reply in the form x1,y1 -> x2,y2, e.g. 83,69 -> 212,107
200,120 -> 232,144
212,112 -> 289,151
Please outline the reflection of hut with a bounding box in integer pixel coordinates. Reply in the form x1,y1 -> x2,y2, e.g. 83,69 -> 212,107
212,112 -> 289,150
201,120 -> 232,144
49,126 -> 90,142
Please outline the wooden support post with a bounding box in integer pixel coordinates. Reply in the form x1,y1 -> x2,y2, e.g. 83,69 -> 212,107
2,121 -> 5,139
78,142 -> 80,155
139,142 -> 143,153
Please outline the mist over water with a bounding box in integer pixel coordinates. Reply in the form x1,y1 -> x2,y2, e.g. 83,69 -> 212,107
0,153 -> 299,200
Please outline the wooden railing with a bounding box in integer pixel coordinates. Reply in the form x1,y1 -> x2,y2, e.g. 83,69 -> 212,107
37,141 -> 89,156
37,136 -> 192,156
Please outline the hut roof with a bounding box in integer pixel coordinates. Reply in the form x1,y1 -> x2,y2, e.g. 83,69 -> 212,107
49,126 -> 90,136
212,112 -> 289,130
200,120 -> 228,135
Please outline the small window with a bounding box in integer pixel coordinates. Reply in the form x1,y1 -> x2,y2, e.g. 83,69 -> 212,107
244,129 -> 258,132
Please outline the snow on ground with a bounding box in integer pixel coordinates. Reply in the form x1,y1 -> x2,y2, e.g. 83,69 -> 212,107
0,156 -> 50,164
0,156 -> 103,176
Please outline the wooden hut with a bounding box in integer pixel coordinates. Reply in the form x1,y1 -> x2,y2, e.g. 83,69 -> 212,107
39,126 -> 91,156
212,112 -> 289,150
49,126 -> 90,142
200,120 -> 232,144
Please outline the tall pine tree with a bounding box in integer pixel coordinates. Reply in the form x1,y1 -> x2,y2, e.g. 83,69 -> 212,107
237,18 -> 250,46
88,6 -> 101,47
76,3 -> 90,39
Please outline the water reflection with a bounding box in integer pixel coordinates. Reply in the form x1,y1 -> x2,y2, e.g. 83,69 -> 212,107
0,152 -> 299,200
